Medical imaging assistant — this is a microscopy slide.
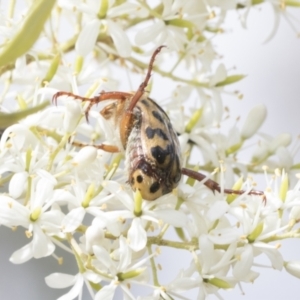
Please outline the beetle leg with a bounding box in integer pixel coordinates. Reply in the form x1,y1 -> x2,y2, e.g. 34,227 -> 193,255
71,140 -> 120,153
117,46 -> 166,147
53,91 -> 132,104
181,168 -> 266,203
52,91 -> 133,121
127,45 -> 166,113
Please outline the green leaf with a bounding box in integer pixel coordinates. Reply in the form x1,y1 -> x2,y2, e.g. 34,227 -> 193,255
285,0 -> 300,6
252,0 -> 264,4
0,101 -> 50,128
0,0 -> 56,67
215,75 -> 246,87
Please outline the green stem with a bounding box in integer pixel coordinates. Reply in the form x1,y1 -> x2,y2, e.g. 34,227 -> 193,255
261,231 -> 300,243
47,134 -> 71,171
148,245 -> 160,286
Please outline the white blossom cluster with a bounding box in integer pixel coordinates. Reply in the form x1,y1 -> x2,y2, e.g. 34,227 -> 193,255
1,0 -> 300,299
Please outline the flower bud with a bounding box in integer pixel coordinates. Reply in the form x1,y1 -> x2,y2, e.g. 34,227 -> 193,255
72,146 -> 97,169
251,143 -> 269,165
289,206 -> 300,221
269,133 -> 292,153
9,171 -> 28,198
210,64 -> 227,87
241,104 -> 267,139
276,147 -> 293,169
85,223 -> 105,254
285,261 -> 300,279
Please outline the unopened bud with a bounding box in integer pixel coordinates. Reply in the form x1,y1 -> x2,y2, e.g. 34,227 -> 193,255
241,104 -> 267,139
73,146 -> 97,169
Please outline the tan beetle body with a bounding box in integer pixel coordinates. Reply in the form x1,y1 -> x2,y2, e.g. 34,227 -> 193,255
100,92 -> 181,200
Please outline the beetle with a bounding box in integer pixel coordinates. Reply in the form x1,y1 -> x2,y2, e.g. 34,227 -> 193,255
53,46 -> 265,201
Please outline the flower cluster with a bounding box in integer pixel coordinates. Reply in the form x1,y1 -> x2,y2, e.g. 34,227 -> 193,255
1,0 -> 300,299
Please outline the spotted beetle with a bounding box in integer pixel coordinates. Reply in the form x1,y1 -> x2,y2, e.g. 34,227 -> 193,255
53,46 -> 265,201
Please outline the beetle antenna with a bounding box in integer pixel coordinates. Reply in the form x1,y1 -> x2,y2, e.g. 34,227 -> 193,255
128,45 -> 166,112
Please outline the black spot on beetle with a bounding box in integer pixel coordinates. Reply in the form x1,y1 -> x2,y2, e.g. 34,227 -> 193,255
151,145 -> 171,165
141,99 -> 150,107
145,127 -> 168,141
150,181 -> 160,194
152,110 -> 165,124
137,175 -> 143,183
174,172 -> 181,183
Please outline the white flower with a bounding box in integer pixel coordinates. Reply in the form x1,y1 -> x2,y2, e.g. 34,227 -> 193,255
93,236 -> 152,300
59,180 -> 115,233
60,0 -> 132,57
103,181 -> 188,251
0,176 -> 65,263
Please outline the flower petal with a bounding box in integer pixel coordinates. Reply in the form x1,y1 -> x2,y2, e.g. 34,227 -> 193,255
208,227 -> 239,245
151,209 -> 187,227
57,274 -> 84,300
107,20 -> 131,58
135,20 -> 165,45
62,207 -> 85,232
233,244 -> 253,280
95,283 -> 116,300
206,201 -> 229,222
75,19 -> 100,57
9,242 -> 33,264
127,218 -> 147,251
119,235 -> 132,271
45,273 -> 77,289
32,224 -> 55,258
93,245 -> 113,270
